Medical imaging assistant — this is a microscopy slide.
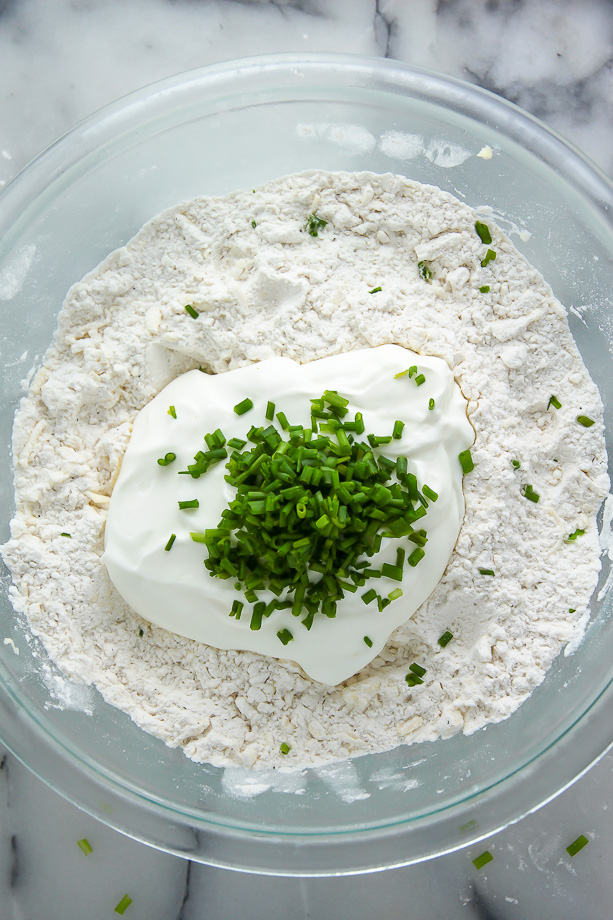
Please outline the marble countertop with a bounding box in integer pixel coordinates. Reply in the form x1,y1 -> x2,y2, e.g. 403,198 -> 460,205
1,1 -> 613,917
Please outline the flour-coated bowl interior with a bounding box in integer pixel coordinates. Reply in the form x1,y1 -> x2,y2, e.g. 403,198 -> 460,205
0,55 -> 612,875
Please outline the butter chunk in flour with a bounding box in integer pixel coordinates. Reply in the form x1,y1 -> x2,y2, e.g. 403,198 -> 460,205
1,170 -> 609,769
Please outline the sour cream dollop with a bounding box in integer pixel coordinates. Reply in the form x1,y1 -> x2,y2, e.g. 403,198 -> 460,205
103,345 -> 474,684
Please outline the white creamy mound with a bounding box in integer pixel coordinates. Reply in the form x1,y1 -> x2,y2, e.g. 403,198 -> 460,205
2,170 -> 609,769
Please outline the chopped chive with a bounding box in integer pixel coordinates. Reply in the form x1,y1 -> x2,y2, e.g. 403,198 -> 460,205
408,366 -> 417,378
480,249 -> 496,268
230,600 -> 244,619
566,835 -> 589,858
472,851 -> 493,870
251,219 -> 257,228
305,213 -> 327,237
234,398 -> 254,416
511,459 -> 521,469
408,548 -> 425,567
138,628 -> 144,637
547,395 -> 562,410
522,484 -> 540,503
409,663 -> 426,677
77,838 -> 93,855
438,630 -> 453,647
369,286 -> 382,294
475,221 -> 492,245
394,369 -> 409,379
164,534 -> 176,552
569,608 -> 576,613
458,449 -> 474,474
414,373 -> 426,387
250,604 -> 265,631
422,484 -> 438,502
228,437 -> 247,449
157,452 -> 176,466
167,405 -> 177,419
277,628 -> 294,646
388,588 -> 403,601
393,420 -> 405,439
577,415 -> 595,427
361,588 -> 378,605
565,528 -> 585,542
280,742 -> 291,755
114,895 -> 133,915
479,568 -> 495,576
190,532 -> 207,543
184,304 -> 198,319
178,499 -> 199,510
418,260 -> 432,281
363,635 -> 373,648
60,532 -> 71,538
479,285 -> 490,293
405,672 -> 423,686
428,398 -> 435,410
266,401 -> 275,421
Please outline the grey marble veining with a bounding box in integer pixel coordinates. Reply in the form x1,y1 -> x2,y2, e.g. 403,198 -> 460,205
1,1 -> 613,918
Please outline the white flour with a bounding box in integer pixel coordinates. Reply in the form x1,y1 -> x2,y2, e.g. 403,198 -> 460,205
1,171 -> 609,769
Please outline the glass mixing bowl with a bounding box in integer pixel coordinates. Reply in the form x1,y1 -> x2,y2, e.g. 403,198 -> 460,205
1,54 -> 612,876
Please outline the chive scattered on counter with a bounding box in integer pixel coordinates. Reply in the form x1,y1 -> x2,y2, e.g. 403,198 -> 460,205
422,485 -> 438,502
230,600 -> 244,619
167,405 -> 177,419
394,369 -> 409,378
369,286 -> 382,294
511,459 -> 521,469
190,532 -> 207,543
569,607 -> 576,613
114,895 -> 133,915
566,835 -> 589,858
184,304 -> 198,319
479,285 -> 490,293
548,395 -> 562,410
480,249 -> 496,268
77,838 -> 93,855
234,398 -> 254,416
409,663 -> 426,677
475,221 -> 493,245
305,213 -> 327,237
280,742 -> 291,755
429,398 -> 435,410
522,484 -> 540,503
577,415 -> 595,427
178,499 -> 199,510
363,635 -> 373,648
438,630 -> 453,647
472,851 -> 494,870
565,528 -> 585,543
418,261 -> 433,281
228,437 -> 247,450
362,589 -> 378,606
251,219 -> 257,228
388,588 -> 403,601
157,452 -> 176,466
479,568 -> 495,576
408,366 -> 417,378
406,672 -> 423,686
60,532 -> 71,538
408,548 -> 425,567
266,401 -> 276,421
393,420 -> 405,439
277,628 -> 294,646
414,373 -> 426,387
164,534 -> 176,552
458,449 -> 474,474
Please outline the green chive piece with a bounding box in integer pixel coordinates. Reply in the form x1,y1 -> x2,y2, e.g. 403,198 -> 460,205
438,630 -> 453,647
114,895 -> 133,915
168,405 -> 177,419
405,672 -> 423,686
548,395 -> 562,410
157,452 -> 176,466
305,213 -> 327,237
511,459 -> 521,469
429,398 -> 435,410
361,588 -> 377,606
60,532 -> 71,538
522,484 -> 540,503
251,219 -> 257,228
230,600 -> 244,620
164,534 -> 176,552
422,484 -> 438,502
392,420 -> 405,439
472,851 -> 493,870
228,437 -> 247,449
369,286 -> 382,294
479,285 -> 490,293
458,449 -> 474,474
266,401 -> 275,421
408,366 -> 417,378
77,838 -> 93,855
569,608 -> 576,613
394,369 -> 409,379
475,221 -> 492,245
138,628 -> 144,637
190,532 -> 208,543
414,373 -> 426,387
408,548 -> 425,567
566,835 -> 589,857
388,588 -> 403,601
479,568 -> 495,576
577,415 -> 595,427
280,742 -> 291,755
565,528 -> 585,543
184,304 -> 198,319
409,663 -> 426,677
277,628 -> 294,646
234,398 -> 254,416
418,261 -> 433,281
480,249 -> 496,268
178,499 -> 199,510
364,635 -> 373,648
